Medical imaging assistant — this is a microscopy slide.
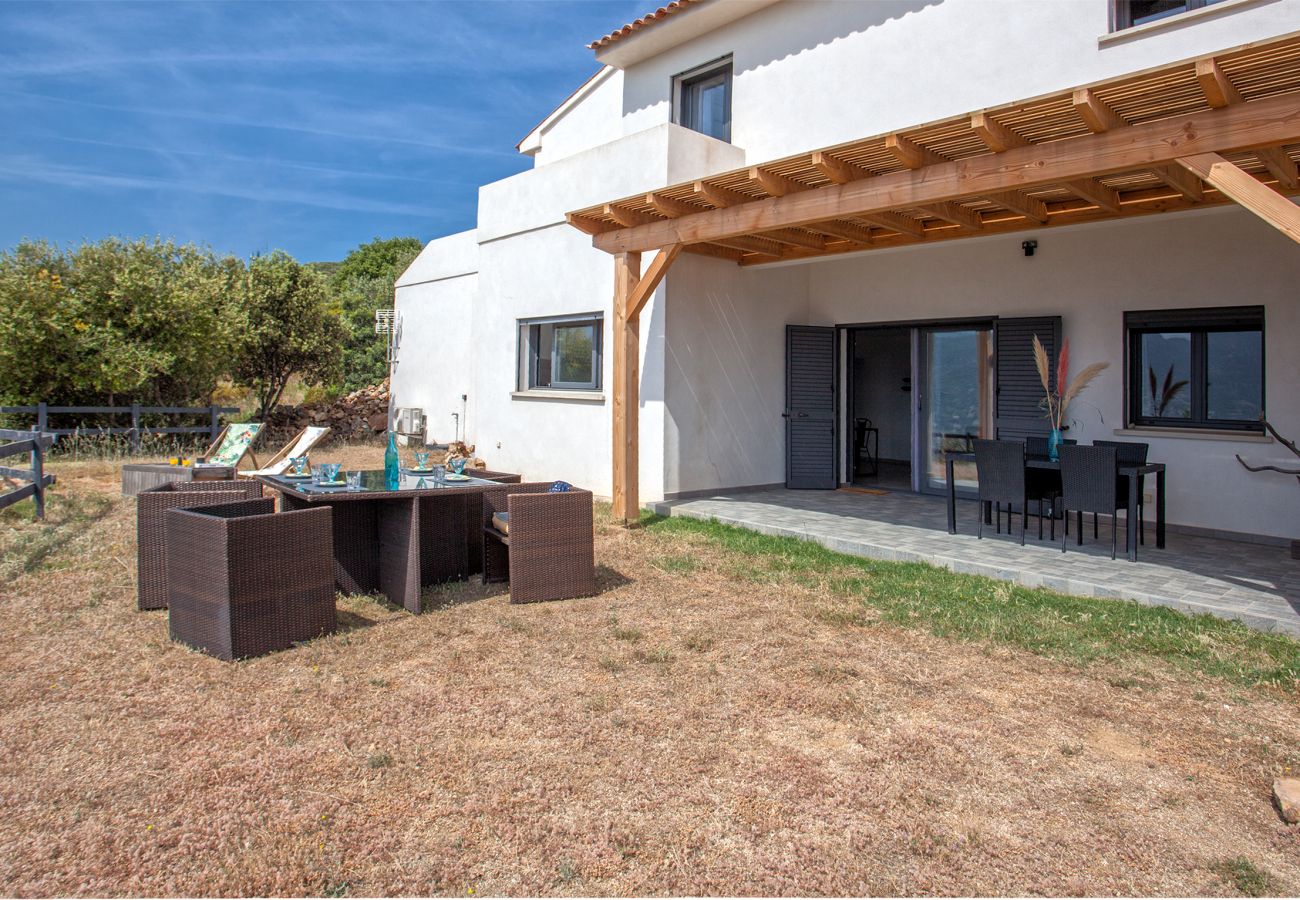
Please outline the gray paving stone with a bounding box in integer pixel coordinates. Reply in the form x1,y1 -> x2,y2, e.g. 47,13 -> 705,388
657,488 -> 1300,638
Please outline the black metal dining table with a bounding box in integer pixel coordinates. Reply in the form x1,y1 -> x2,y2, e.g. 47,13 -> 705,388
944,452 -> 1166,562
259,469 -> 503,613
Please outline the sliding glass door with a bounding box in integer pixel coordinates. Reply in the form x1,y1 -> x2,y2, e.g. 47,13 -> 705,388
917,327 -> 993,493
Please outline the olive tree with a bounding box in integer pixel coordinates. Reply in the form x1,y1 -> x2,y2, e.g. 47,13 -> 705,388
233,251 -> 344,417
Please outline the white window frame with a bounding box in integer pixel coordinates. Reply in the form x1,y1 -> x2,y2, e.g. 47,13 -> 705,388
673,56 -> 733,143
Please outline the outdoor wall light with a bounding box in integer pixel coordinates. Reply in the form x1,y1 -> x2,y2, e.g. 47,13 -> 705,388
1022,239 -> 1038,257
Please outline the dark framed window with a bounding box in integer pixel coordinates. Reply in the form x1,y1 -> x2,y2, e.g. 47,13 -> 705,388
1112,0 -> 1230,30
518,314 -> 602,391
1125,306 -> 1264,431
674,57 -> 732,142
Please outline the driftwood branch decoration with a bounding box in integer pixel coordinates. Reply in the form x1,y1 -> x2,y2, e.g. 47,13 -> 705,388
1236,418 -> 1300,483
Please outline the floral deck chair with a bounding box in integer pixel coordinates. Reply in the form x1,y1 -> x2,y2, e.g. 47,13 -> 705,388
240,426 -> 331,478
203,423 -> 263,470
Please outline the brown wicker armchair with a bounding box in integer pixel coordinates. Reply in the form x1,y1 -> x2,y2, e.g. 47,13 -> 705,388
481,482 -> 596,603
166,498 -> 336,660
136,479 -> 264,610
463,469 -> 522,575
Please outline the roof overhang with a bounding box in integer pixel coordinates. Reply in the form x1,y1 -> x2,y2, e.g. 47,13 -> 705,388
591,0 -> 781,69
568,32 -> 1300,265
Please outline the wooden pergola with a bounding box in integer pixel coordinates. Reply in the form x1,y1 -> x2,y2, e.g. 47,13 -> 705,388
567,35 -> 1300,523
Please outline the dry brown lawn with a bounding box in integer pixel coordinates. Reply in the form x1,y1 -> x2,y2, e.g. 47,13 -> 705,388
1,447 -> 1298,896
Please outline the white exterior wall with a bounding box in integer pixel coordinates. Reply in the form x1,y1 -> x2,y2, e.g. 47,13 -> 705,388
394,0 -> 1300,537
664,205 -> 1300,538
526,68 -> 626,168
662,253 -> 810,495
810,206 -> 1297,539
391,123 -> 745,494
393,230 -> 479,444
617,0 -> 1300,166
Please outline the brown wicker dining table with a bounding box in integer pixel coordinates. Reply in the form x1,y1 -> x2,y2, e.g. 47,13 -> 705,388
258,470 -> 505,613
945,451 -> 1166,562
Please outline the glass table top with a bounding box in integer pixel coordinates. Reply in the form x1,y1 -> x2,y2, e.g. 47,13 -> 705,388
265,469 -> 498,495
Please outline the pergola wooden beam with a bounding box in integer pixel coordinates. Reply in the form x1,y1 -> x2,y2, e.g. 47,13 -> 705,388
921,201 -> 983,231
712,234 -> 786,256
646,191 -> 702,218
692,180 -> 752,208
1194,58 -> 1299,190
759,228 -> 826,250
971,111 -> 1121,212
592,91 -> 1300,253
1177,153 -> 1300,244
887,132 -> 1048,223
804,220 -> 875,245
982,191 -> 1051,224
1072,88 -> 1204,202
819,144 -> 977,231
749,166 -> 809,197
811,151 -> 872,184
604,203 -> 658,228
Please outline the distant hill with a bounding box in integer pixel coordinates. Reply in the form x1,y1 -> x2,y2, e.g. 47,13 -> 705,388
306,260 -> 341,279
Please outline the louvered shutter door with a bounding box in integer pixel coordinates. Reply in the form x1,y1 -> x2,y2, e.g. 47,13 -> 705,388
994,317 -> 1061,441
785,325 -> 837,489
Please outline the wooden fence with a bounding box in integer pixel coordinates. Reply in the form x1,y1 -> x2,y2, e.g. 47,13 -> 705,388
0,428 -> 56,518
0,403 -> 239,452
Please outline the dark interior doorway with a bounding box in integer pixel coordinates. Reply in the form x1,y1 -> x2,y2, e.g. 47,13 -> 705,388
847,327 -> 912,490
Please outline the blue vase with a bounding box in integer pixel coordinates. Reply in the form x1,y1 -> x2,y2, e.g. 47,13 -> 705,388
1048,428 -> 1063,461
384,431 -> 400,489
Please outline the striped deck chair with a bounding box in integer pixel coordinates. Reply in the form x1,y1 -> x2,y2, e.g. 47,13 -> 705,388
203,423 -> 263,470
241,426 -> 331,478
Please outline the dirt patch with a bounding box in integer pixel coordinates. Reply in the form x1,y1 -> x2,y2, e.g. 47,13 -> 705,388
0,452 -> 1297,895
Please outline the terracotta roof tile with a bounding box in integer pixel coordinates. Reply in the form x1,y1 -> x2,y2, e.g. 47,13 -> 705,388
588,0 -> 708,50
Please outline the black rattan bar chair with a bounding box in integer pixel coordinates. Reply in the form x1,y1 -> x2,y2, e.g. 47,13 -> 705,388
1058,444 -> 1120,559
974,439 -> 1031,545
1093,440 -> 1149,546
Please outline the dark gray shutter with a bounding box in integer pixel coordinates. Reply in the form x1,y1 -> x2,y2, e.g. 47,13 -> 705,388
785,325 -> 837,489
994,316 -> 1061,441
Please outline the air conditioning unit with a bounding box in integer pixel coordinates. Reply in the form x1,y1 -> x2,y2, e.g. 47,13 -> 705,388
395,407 -> 425,438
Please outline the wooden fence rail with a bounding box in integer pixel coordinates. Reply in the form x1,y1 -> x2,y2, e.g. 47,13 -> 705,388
0,428 -> 56,518
0,403 -> 239,452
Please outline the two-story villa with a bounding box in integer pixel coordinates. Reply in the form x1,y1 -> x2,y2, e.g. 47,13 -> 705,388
391,0 -> 1300,550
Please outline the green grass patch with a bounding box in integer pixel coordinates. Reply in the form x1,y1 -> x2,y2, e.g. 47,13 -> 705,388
639,510 -> 1300,689
1211,857 -> 1283,897
651,554 -> 699,575
0,489 -> 116,582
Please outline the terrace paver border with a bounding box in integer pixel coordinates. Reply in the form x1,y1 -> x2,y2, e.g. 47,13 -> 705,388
652,488 -> 1300,637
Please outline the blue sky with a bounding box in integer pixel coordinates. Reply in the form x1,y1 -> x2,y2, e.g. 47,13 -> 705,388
0,0 -> 644,262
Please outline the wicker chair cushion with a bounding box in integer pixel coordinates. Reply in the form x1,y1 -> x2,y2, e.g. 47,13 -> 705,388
549,481 -> 572,493
491,511 -> 510,535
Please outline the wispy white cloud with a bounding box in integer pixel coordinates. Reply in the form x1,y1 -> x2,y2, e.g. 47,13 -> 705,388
0,155 -> 437,218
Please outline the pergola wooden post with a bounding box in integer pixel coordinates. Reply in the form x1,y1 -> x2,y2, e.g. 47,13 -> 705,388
610,244 -> 681,524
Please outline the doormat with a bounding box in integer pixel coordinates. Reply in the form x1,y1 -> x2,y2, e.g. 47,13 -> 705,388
839,486 -> 890,496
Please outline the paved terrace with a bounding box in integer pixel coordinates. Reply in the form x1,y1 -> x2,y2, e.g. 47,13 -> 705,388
651,488 -> 1300,637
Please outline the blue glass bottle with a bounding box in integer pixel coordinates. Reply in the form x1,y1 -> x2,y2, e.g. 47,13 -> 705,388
384,430 -> 400,489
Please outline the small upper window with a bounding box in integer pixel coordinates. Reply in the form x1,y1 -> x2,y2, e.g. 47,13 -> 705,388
674,58 -> 732,143
518,314 -> 602,392
1125,306 -> 1264,431
1112,0 -> 1230,30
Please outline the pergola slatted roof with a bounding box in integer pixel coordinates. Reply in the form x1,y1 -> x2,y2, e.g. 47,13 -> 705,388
568,33 -> 1300,268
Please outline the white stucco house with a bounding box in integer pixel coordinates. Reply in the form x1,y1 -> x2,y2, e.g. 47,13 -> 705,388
392,0 -> 1300,546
